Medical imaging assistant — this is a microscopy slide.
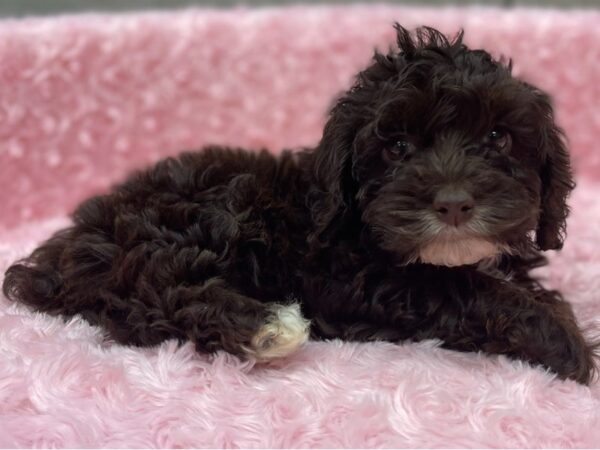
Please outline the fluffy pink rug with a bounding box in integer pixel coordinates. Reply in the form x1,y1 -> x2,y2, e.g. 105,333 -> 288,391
1,5 -> 600,447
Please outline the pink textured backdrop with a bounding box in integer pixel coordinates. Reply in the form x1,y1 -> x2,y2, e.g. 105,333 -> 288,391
1,5 -> 600,447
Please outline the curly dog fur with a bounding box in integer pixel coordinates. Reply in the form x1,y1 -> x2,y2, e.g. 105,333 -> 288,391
4,25 -> 597,383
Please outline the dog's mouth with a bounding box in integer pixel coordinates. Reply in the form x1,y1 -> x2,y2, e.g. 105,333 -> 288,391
419,236 -> 502,266
417,227 -> 510,267
378,206 -> 527,267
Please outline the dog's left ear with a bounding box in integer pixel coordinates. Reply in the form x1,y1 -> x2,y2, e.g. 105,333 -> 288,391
533,91 -> 575,251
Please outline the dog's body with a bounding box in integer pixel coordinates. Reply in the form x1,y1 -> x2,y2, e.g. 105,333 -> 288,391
4,26 -> 597,383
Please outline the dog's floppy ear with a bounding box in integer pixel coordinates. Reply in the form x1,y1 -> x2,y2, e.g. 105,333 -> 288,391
533,92 -> 575,251
309,102 -> 361,247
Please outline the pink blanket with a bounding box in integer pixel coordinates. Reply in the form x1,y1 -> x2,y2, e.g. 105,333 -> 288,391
1,5 -> 599,447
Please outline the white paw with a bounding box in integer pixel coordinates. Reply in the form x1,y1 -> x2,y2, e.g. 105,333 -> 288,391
249,303 -> 310,361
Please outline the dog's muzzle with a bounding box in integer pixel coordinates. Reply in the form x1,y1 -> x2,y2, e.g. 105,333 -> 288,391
433,187 -> 475,227
419,186 -> 504,266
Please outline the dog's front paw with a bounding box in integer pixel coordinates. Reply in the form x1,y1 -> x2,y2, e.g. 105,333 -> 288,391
548,332 -> 597,384
248,303 -> 311,361
511,313 -> 597,384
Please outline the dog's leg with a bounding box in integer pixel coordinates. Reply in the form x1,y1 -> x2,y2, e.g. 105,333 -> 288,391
417,270 -> 596,383
307,265 -> 595,383
170,285 -> 310,361
437,281 -> 597,384
506,277 -> 598,383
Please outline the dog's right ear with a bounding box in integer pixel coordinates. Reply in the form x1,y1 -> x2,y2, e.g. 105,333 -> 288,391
309,101 -> 361,248
308,24 -> 414,249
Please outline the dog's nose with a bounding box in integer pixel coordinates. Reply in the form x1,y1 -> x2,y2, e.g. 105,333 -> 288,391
433,189 -> 475,227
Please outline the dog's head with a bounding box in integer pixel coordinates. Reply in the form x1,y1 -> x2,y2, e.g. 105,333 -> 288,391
310,25 -> 574,266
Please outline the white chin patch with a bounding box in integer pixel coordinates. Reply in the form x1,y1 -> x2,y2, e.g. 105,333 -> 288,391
419,237 -> 501,267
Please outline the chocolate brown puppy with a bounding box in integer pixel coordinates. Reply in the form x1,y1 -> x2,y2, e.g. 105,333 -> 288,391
4,25 -> 596,383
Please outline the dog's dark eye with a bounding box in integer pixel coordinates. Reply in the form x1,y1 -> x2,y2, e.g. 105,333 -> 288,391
385,139 -> 414,161
486,129 -> 511,151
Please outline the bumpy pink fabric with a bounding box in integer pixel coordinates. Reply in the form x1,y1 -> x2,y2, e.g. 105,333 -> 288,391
1,5 -> 599,447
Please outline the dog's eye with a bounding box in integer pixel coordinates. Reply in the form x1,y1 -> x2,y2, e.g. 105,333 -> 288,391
486,129 -> 511,151
488,129 -> 504,141
385,139 -> 414,161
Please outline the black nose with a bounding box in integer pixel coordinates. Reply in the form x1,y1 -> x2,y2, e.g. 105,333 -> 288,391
433,189 -> 475,227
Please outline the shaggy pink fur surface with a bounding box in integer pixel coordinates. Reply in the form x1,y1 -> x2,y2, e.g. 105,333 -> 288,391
1,5 -> 600,447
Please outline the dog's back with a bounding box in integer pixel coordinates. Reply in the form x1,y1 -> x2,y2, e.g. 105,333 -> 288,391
3,146 -> 311,354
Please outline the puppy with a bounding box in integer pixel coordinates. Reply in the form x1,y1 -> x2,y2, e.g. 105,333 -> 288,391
4,25 -> 596,383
